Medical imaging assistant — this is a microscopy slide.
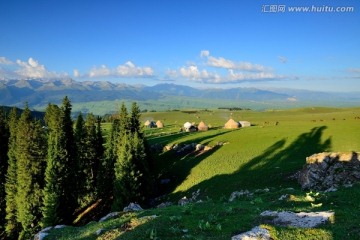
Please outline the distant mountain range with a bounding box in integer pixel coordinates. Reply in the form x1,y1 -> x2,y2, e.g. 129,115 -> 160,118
1,78 -> 359,111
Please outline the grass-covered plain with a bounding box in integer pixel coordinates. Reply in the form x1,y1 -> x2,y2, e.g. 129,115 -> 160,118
44,107 -> 360,239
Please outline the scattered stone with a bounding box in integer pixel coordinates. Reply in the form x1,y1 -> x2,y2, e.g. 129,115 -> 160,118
99,212 -> 121,222
191,189 -> 201,201
96,228 -> 105,235
33,232 -> 49,240
324,187 -> 337,193
255,188 -> 270,193
203,146 -> 212,151
260,210 -> 334,228
178,196 -> 190,206
123,203 -> 143,212
298,152 -> 360,190
231,226 -> 271,240
156,202 -> 172,208
54,225 -> 66,229
229,190 -> 251,202
195,144 -> 205,151
278,194 -> 289,201
139,215 -> 158,220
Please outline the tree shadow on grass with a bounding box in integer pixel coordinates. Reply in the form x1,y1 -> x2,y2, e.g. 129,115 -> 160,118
151,129 -> 235,198
173,126 -> 332,199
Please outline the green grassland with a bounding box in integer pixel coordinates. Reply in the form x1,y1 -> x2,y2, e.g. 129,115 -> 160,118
66,96 -> 316,116
44,107 -> 360,239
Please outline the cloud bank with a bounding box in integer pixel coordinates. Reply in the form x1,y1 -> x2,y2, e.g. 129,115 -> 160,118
167,50 -> 284,84
0,56 -> 67,79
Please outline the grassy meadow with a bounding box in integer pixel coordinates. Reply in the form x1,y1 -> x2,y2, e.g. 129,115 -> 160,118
44,107 -> 360,239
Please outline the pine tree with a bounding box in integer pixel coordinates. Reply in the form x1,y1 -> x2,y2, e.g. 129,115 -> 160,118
97,118 -> 118,198
42,97 -> 77,227
59,96 -> 78,221
118,103 -> 129,137
130,102 -> 141,135
0,109 -> 9,231
74,112 -> 87,205
95,116 -> 104,167
41,104 -> 63,227
113,132 -> 133,209
112,103 -> 152,209
15,106 -> 47,238
5,108 -> 20,238
75,113 -> 100,206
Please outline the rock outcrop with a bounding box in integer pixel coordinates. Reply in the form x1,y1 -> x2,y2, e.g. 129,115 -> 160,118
232,226 -> 271,240
298,152 -> 360,190
123,202 -> 143,212
260,210 -> 334,228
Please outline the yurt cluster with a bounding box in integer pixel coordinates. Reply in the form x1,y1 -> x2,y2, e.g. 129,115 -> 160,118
144,118 -> 250,131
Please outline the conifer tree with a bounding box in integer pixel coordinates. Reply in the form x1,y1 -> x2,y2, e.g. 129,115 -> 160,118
41,104 -> 63,227
0,109 -> 9,230
59,96 -> 78,220
5,108 -> 20,238
15,106 -> 47,238
42,97 -> 77,227
112,103 -> 152,209
75,113 -> 100,206
74,112 -> 87,205
118,103 -> 129,137
113,132 -> 133,208
95,116 -> 104,167
130,102 -> 141,135
97,118 -> 118,198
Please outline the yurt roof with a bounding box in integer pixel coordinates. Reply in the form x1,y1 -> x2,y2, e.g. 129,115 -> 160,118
225,118 -> 239,128
144,120 -> 151,125
184,122 -> 192,128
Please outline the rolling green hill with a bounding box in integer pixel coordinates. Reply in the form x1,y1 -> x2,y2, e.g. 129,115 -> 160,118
42,107 -> 360,239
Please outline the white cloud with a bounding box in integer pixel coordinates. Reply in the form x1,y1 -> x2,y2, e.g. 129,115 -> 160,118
14,57 -> 66,79
179,65 -> 220,82
201,50 -> 271,72
73,69 -> 80,77
115,61 -> 154,77
89,65 -> 111,78
86,61 -> 154,78
0,57 -> 13,65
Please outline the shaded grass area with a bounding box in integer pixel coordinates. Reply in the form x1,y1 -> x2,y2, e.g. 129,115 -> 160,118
44,184 -> 360,239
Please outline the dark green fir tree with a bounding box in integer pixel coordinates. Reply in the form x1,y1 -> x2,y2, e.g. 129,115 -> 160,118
0,108 -> 9,231
15,106 -> 47,239
4,108 -> 20,238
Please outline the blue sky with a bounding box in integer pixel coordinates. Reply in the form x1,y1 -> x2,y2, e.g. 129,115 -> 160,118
0,0 -> 359,91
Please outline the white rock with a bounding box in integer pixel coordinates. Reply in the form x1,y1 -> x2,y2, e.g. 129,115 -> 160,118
123,203 -> 143,212
178,196 -> 190,206
278,194 -> 288,201
231,226 -> 271,240
99,212 -> 120,222
96,228 -> 105,235
54,225 -> 66,229
229,190 -> 250,202
33,232 -> 49,240
260,210 -> 334,228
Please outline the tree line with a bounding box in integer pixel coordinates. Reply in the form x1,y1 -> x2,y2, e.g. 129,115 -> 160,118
0,96 -> 152,239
